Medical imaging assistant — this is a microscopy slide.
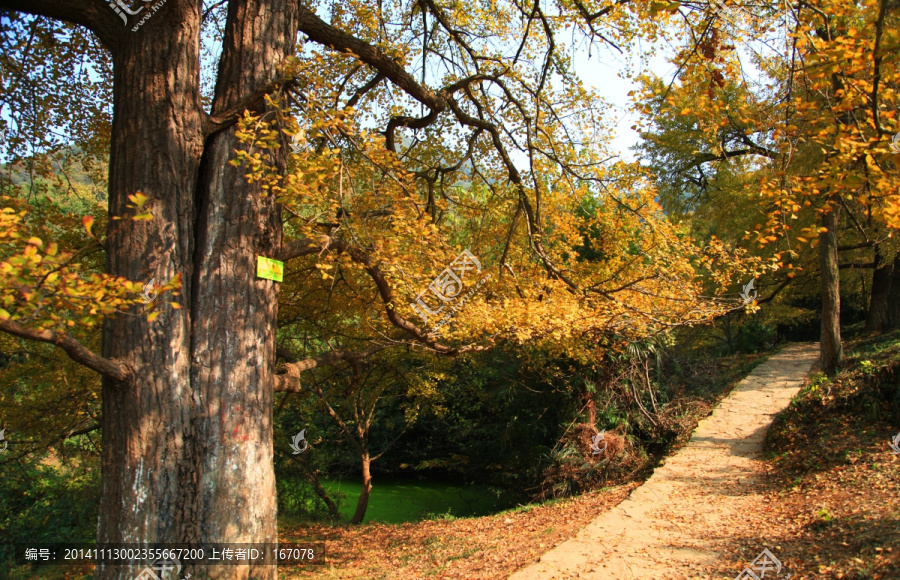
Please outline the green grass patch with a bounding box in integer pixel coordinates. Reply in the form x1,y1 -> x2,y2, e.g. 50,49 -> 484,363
321,477 -> 516,524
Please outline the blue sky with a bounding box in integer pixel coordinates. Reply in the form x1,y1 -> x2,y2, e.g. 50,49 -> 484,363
573,37 -> 678,162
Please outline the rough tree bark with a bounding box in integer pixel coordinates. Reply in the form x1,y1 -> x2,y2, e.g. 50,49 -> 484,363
97,6 -> 205,576
819,204 -> 844,375
0,1 -> 298,578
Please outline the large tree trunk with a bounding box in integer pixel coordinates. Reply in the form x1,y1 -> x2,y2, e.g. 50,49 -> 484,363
866,246 -> 893,332
97,7 -> 205,576
350,453 -> 373,525
819,204 -> 843,375
97,3 -> 298,578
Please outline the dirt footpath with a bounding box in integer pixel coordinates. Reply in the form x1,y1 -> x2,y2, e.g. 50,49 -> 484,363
509,343 -> 819,580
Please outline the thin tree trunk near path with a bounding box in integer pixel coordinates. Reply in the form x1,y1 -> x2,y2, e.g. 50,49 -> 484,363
308,470 -> 341,520
281,449 -> 341,519
351,453 -> 374,525
866,245 -> 893,332
719,314 -> 735,354
582,390 -> 597,425
887,255 -> 900,330
819,204 -> 843,375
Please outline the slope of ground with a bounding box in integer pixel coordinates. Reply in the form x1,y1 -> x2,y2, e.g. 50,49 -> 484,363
507,332 -> 900,580
697,329 -> 900,580
508,342 -> 819,579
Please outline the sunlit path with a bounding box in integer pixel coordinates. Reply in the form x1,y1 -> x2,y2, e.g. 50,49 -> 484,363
509,343 -> 819,580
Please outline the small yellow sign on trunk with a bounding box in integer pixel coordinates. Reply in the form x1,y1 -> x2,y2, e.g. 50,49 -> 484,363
256,256 -> 284,282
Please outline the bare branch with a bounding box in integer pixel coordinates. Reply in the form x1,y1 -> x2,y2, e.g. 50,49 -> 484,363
296,4 -> 445,112
572,0 -> 629,23
202,0 -> 228,24
0,320 -> 132,382
66,422 -> 101,438
277,236 -> 329,262
756,276 -> 795,305
345,72 -> 386,109
839,261 -> 876,269
371,422 -> 410,461
680,146 -> 776,174
838,241 -> 874,252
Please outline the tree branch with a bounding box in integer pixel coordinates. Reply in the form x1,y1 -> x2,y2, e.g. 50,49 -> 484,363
296,4 -> 445,112
756,276 -> 794,305
274,347 -> 369,455
205,78 -> 296,136
274,447 -> 341,518
680,146 -> 775,173
345,72 -> 386,109
293,2 -> 584,296
0,320 -> 132,382
273,347 -> 373,392
277,234 -> 491,355
0,0 -> 124,49
371,422 -> 410,462
66,422 -> 101,439
202,0 -> 228,24
838,241 -> 873,252
572,0 -> 628,23
278,235 -> 338,261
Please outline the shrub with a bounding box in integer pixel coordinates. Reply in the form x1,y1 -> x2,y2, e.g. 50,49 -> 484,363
0,456 -> 99,575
